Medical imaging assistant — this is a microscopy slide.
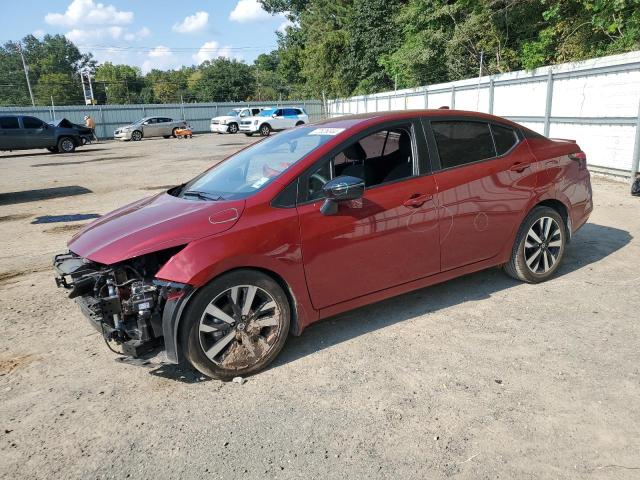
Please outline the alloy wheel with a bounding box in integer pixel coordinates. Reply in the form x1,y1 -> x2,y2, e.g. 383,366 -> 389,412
524,216 -> 563,274
60,139 -> 74,152
228,123 -> 238,134
198,285 -> 283,370
132,131 -> 142,141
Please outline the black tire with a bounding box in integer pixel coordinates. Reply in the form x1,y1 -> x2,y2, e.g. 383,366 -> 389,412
228,123 -> 239,134
504,206 -> 567,283
295,121 -> 305,126
57,136 -> 76,153
180,270 -> 291,380
47,147 -> 58,153
171,128 -> 178,138
245,133 -> 253,137
131,130 -> 143,141
259,123 -> 271,137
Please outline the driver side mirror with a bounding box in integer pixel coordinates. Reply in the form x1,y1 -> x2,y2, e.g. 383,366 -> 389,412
320,175 -> 365,216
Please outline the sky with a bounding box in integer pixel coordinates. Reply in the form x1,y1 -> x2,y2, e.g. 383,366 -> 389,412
0,0 -> 291,73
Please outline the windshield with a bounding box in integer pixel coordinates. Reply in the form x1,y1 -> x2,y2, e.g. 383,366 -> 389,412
258,109 -> 276,117
180,126 -> 341,200
225,110 -> 240,116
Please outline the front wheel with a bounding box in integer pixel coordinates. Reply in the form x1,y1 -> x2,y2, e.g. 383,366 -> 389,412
504,206 -> 567,283
259,124 -> 271,137
181,270 -> 291,380
131,130 -> 143,141
228,123 -> 239,134
57,137 -> 76,153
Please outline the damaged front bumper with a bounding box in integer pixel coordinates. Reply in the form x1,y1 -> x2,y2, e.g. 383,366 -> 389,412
53,251 -> 192,362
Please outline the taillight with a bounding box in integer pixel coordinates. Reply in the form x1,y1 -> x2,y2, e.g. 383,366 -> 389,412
569,151 -> 587,170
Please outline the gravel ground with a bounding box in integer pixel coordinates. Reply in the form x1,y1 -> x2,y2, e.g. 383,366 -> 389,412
1,134 -> 639,479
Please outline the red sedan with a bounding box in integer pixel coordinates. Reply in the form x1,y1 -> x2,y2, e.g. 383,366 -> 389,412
54,110 -> 593,379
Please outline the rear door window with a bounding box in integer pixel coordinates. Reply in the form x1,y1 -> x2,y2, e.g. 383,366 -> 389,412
491,124 -> 518,155
22,116 -> 45,129
284,108 -> 298,116
431,121 -> 496,169
0,116 -> 20,129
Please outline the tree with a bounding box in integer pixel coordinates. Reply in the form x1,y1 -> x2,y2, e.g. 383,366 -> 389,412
192,59 -> 255,102
95,63 -> 143,104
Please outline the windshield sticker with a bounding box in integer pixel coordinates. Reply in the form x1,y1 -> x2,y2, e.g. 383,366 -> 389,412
308,128 -> 345,136
251,177 -> 270,189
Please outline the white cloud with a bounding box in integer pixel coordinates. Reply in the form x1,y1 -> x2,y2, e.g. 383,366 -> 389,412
193,41 -> 237,64
65,26 -> 149,44
142,46 -> 179,73
229,0 -> 270,23
277,18 -> 294,34
45,0 -> 133,27
172,11 -> 209,34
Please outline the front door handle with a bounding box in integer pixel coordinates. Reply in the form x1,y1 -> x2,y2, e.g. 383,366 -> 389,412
509,162 -> 531,173
404,193 -> 433,208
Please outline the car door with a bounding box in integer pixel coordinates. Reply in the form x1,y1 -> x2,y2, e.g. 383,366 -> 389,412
142,118 -> 159,137
270,109 -> 285,130
425,118 -> 538,271
0,116 -> 24,150
22,116 -> 54,148
296,120 -> 440,310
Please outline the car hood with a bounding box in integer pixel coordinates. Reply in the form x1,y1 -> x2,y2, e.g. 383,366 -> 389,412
212,115 -> 238,122
68,193 -> 245,265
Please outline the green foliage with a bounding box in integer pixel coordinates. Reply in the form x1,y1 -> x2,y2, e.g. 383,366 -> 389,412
2,2 -> 639,106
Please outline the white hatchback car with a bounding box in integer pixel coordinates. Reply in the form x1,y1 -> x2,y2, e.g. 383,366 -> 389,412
210,107 -> 266,134
239,107 -> 309,136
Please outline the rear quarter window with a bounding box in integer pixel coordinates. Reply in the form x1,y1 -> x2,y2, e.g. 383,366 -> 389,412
491,124 -> 519,155
432,121 -> 496,169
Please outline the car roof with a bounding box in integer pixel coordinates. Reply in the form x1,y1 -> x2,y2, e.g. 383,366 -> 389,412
313,109 -> 522,130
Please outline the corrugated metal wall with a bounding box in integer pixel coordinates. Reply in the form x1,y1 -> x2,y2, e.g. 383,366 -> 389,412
328,51 -> 640,178
0,100 -> 325,140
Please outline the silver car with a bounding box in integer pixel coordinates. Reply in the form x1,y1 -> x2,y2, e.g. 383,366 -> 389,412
114,117 -> 187,141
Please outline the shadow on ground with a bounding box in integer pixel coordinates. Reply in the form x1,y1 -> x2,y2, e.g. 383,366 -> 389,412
0,148 -> 107,159
148,222 -> 631,382
0,186 -> 92,205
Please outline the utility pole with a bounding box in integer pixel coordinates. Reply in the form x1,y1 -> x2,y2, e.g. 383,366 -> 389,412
476,50 -> 484,111
16,42 -> 35,106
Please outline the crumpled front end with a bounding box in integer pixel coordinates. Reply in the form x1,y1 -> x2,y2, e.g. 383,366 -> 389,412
53,248 -> 191,360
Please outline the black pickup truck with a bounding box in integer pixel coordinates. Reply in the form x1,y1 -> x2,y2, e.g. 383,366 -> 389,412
0,115 -> 84,153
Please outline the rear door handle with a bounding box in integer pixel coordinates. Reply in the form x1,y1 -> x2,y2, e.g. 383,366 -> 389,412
404,193 -> 433,208
509,162 -> 531,173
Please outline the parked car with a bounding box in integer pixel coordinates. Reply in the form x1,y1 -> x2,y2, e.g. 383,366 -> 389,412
49,118 -> 95,145
210,107 -> 267,134
53,110 -> 592,379
0,115 -> 83,153
114,117 -> 187,141
239,107 -> 308,136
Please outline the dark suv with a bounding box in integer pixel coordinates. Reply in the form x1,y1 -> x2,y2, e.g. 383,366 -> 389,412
0,115 -> 83,153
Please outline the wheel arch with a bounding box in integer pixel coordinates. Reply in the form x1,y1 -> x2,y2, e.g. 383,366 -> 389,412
163,266 -> 303,365
531,198 -> 571,240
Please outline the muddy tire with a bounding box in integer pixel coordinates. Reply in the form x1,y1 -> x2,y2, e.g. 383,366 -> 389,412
181,270 -> 291,380
504,206 -> 567,283
131,130 -> 143,141
57,137 -> 75,153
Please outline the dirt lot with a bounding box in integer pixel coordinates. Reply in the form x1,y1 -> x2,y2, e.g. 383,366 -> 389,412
0,134 -> 639,479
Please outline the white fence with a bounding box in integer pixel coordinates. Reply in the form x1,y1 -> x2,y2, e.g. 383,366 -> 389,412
328,51 -> 640,179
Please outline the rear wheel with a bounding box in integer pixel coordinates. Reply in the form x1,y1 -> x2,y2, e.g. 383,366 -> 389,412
295,121 -> 305,126
57,137 -> 75,153
181,270 -> 290,380
131,130 -> 143,141
171,128 -> 178,138
259,123 -> 271,137
504,206 -> 566,283
228,123 -> 239,134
